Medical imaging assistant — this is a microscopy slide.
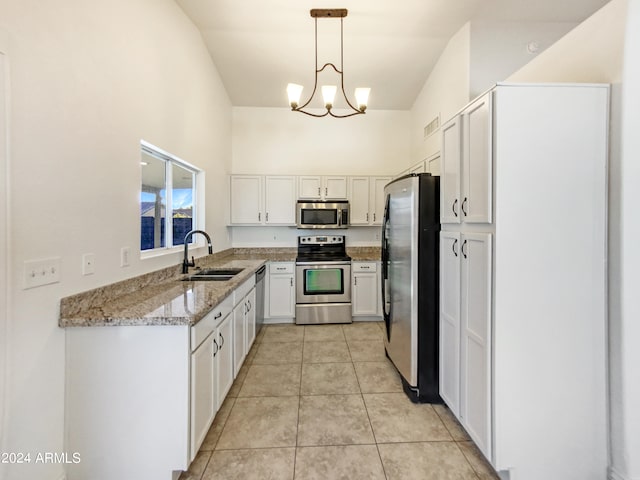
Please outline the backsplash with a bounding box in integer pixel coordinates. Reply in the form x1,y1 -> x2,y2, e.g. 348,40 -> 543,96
229,225 -> 383,248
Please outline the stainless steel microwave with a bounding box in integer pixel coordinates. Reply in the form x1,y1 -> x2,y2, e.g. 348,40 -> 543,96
296,201 -> 349,229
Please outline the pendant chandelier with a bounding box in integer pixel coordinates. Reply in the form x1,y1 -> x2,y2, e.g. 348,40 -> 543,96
287,9 -> 370,118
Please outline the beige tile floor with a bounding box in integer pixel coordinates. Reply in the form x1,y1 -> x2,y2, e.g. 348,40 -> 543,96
179,321 -> 500,480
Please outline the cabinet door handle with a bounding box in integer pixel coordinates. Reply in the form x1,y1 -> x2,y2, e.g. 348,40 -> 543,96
461,239 -> 468,259
258,212 -> 261,222
452,199 -> 458,217
452,239 -> 458,257
361,265 -> 370,269
214,312 -> 222,320
247,299 -> 251,312
290,278 -> 293,287
219,332 -> 224,348
366,213 -> 369,222
373,213 -> 376,222
266,212 -> 269,222
462,197 -> 468,217
354,277 -> 358,286
325,187 -> 328,197
213,338 -> 219,357
318,187 -> 321,196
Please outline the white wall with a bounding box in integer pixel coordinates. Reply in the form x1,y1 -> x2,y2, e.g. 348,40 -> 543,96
0,31 -> 9,480
0,1 -> 232,479
508,1 -> 625,84
617,2 -> 640,477
230,106 -> 409,247
508,0 -> 640,478
409,23 -> 471,166
469,20 -> 578,98
232,107 -> 410,175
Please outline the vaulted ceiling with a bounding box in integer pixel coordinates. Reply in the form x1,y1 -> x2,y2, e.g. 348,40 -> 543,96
176,0 -> 611,110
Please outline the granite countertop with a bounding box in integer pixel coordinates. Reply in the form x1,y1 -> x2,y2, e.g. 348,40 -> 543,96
59,249 -> 296,328
59,246 -> 379,328
348,247 -> 381,262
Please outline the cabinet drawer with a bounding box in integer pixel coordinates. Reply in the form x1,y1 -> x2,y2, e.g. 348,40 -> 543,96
191,296 -> 232,351
269,262 -> 294,274
233,277 -> 255,305
352,262 -> 377,273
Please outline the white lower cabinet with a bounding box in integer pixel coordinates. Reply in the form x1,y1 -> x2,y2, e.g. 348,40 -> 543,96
190,332 -> 216,461
215,312 -> 234,410
245,288 -> 256,349
233,278 -> 256,377
190,296 -> 233,460
267,262 -> 295,319
351,262 -> 381,317
459,233 -> 492,458
439,232 -> 461,415
439,231 -> 492,459
232,302 -> 246,376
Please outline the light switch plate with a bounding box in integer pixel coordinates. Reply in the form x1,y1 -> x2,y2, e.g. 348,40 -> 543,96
120,247 -> 131,267
82,253 -> 95,275
24,257 -> 61,289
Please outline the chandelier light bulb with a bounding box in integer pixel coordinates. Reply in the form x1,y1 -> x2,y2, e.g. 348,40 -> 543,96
355,88 -> 370,112
322,85 -> 337,109
287,83 -> 304,109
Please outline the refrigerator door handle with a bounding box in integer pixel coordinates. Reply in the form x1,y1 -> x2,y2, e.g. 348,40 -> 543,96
381,194 -> 392,341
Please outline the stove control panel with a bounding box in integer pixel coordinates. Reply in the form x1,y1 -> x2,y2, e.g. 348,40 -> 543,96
298,235 -> 344,245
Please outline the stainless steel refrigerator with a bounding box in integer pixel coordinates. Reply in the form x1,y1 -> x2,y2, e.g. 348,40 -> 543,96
381,173 -> 440,403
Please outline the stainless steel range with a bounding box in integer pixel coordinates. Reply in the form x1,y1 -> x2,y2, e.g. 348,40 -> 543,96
295,235 -> 352,325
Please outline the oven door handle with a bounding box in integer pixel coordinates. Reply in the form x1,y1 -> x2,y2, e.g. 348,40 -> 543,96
295,261 -> 352,266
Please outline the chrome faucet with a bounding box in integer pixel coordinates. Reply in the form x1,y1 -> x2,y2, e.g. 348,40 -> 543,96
182,230 -> 213,273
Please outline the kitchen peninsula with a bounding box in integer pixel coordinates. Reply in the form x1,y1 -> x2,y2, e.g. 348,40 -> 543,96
59,246 -> 380,480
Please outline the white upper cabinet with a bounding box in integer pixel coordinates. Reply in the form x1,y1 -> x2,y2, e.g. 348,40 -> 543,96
440,92 -> 492,225
463,94 -> 492,224
441,116 -> 462,224
230,175 -> 263,225
264,176 -> 296,225
348,177 -> 371,225
370,177 -> 390,225
348,176 -> 391,226
298,176 -> 347,200
230,175 -> 296,225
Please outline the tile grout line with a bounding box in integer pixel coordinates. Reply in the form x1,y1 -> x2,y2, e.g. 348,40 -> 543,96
349,331 -> 389,480
292,325 -> 305,480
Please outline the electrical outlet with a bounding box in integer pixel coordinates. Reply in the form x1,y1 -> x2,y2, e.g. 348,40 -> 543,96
82,253 -> 95,275
23,257 -> 61,289
120,247 -> 131,267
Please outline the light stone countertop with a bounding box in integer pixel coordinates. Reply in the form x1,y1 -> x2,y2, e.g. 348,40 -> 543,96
59,246 -> 379,328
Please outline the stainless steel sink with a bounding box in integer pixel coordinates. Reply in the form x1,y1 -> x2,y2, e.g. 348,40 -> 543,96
180,268 -> 243,282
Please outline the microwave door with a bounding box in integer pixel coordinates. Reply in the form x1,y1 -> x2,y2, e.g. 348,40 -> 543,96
298,206 -> 338,229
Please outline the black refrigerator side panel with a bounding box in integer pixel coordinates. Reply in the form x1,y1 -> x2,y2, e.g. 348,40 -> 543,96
416,174 -> 441,403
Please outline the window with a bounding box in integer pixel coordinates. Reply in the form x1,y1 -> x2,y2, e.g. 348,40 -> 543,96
140,142 -> 200,252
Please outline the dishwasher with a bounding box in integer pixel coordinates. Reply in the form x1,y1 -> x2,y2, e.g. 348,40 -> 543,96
254,265 -> 266,335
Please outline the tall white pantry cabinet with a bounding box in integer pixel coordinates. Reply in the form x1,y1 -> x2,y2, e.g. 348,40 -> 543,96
439,83 -> 608,480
